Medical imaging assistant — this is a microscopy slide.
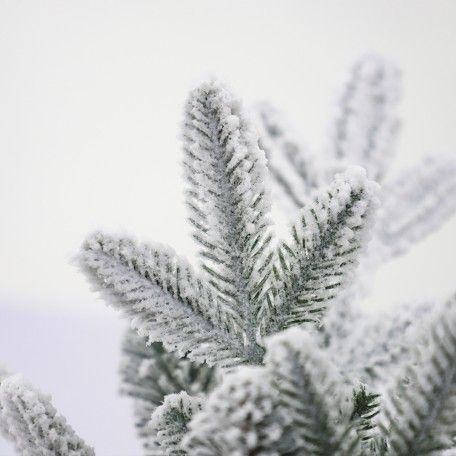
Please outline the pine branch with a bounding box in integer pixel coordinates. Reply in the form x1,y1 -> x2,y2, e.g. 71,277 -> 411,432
374,154 -> 456,262
184,327 -> 373,456
183,367 -> 285,456
253,101 -> 319,209
183,81 -> 273,360
265,328 -> 353,455
151,392 -> 202,456
120,329 -> 215,454
271,167 -> 379,330
327,302 -> 431,387
327,53 -> 401,181
79,81 -> 380,368
79,233 -> 246,368
251,54 -> 455,279
0,374 -> 94,456
381,295 -> 456,455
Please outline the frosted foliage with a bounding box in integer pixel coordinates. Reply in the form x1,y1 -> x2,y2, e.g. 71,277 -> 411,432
79,232 -> 246,368
151,392 -> 202,456
183,81 -> 273,359
274,167 -> 379,329
184,328 -> 384,456
327,302 -> 431,388
327,53 -> 400,181
0,375 -> 94,456
375,154 -> 456,262
265,329 -> 353,455
70,70 -> 456,456
79,80 -> 379,370
254,102 -> 320,209
120,330 -> 215,454
258,52 -> 456,273
184,367 -> 285,456
381,296 -> 456,455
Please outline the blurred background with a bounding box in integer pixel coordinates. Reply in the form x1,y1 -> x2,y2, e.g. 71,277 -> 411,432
1,1 -> 455,454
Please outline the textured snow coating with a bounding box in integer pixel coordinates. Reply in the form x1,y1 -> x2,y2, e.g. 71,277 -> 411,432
0,375 -> 94,456
184,367 -> 284,456
185,328 -> 363,455
120,330 -> 216,453
73,69 -> 456,455
273,166 -> 380,330
183,80 -> 274,361
379,295 -> 456,454
79,79 -> 381,372
79,232 -> 246,368
260,53 -> 456,301
151,392 -> 203,455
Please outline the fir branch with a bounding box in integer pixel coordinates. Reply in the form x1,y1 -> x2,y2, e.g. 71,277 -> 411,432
183,81 -> 273,360
79,232 -> 246,368
252,54 -> 455,279
265,328 -> 352,455
254,101 -> 319,209
120,330 -> 215,454
272,167 -> 379,330
381,295 -> 456,455
327,53 -> 401,181
184,327 -> 367,456
328,302 -> 431,386
183,367 -> 285,456
151,392 -> 202,456
0,375 -> 94,456
375,154 -> 456,262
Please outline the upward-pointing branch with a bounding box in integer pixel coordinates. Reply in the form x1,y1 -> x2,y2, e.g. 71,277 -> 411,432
273,167 -> 379,331
183,81 -> 274,359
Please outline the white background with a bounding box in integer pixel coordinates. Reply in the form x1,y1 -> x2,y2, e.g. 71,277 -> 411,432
1,1 -> 455,454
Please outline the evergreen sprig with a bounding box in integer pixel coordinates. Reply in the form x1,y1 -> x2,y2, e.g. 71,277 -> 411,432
380,296 -> 456,455
181,302 -> 456,455
79,81 -> 379,369
256,53 -> 456,269
120,330 -> 215,453
0,374 -> 94,456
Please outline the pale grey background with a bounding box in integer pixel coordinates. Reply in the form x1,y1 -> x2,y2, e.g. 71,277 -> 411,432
1,1 -> 455,454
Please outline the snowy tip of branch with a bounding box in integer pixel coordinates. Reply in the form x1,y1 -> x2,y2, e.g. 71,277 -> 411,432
150,391 -> 202,431
186,78 -> 265,152
188,78 -> 242,113
0,373 -> 38,397
338,167 -> 381,245
334,166 -> 381,206
355,51 -> 401,79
